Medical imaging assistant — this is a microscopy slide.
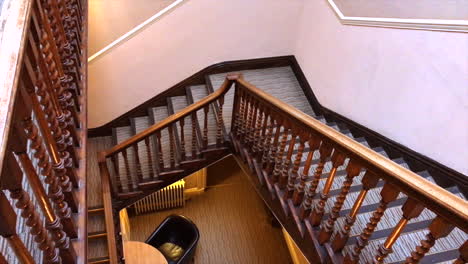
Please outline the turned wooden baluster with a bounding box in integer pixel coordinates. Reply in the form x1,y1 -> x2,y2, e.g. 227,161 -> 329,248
374,198 -> 425,263
256,108 -> 269,161
121,149 -> 134,191
266,118 -> 281,175
231,85 -> 243,135
236,89 -> 247,139
278,132 -> 297,189
155,131 -> 165,171
12,119 -> 77,262
252,104 -> 264,155
2,151 -> 61,264
22,117 -> 78,238
168,126 -> 176,169
284,134 -> 305,199
26,27 -> 79,149
319,159 -> 362,243
247,100 -> 259,153
216,94 -> 225,146
36,7 -> 81,127
309,148 -> 346,226
191,112 -> 198,158
299,140 -> 333,220
144,137 -> 155,179
179,117 -> 186,160
344,182 -> 400,264
261,114 -> 275,168
132,144 -> 143,183
203,105 -> 209,149
110,154 -> 123,192
0,191 -> 35,264
332,171 -> 380,252
243,93 -> 253,142
454,240 -> 468,264
20,75 -> 79,190
292,136 -> 321,205
405,216 -> 454,263
271,122 -> 289,183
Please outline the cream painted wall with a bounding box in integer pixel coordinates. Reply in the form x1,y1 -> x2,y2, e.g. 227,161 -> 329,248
88,0 -> 176,55
294,0 -> 468,174
88,0 -> 303,128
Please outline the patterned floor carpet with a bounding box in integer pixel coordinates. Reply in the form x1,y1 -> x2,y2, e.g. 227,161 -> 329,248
128,156 -> 293,264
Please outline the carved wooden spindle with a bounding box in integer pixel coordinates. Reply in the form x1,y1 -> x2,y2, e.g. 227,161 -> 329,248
293,136 -> 320,205
374,198 -> 425,263
278,132 -> 296,189
266,119 -> 282,175
332,171 -> 380,252
216,94 -> 225,146
110,154 -> 123,192
310,149 -> 346,226
243,94 -> 254,142
2,151 -> 61,264
203,105 -> 209,149
405,216 -> 454,263
299,140 -> 333,220
144,137 -> 155,179
20,80 -> 79,189
271,124 -> 289,183
247,100 -> 259,152
344,183 -> 400,264
256,108 -> 269,161
319,159 -> 362,243
26,30 -> 79,151
0,191 -> 35,264
155,131 -> 165,171
232,87 -> 243,135
284,136 -> 305,198
179,117 -> 186,160
132,144 -> 143,183
252,104 -> 264,155
191,112 -> 198,158
261,115 -> 274,168
454,240 -> 468,264
121,149 -> 134,191
23,117 -> 78,237
168,126 -> 176,168
237,90 -> 248,139
17,152 -> 76,263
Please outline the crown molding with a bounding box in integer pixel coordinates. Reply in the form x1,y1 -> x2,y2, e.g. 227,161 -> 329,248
326,0 -> 468,33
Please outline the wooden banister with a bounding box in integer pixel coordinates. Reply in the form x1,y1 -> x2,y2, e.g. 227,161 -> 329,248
235,77 -> 468,230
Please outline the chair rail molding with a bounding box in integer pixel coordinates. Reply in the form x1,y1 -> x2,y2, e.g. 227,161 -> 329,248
326,0 -> 468,33
88,0 -> 186,63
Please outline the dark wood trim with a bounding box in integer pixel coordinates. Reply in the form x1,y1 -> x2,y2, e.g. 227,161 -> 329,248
88,56 -> 293,137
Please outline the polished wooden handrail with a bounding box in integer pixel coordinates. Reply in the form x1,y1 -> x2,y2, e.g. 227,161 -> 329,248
236,77 -> 468,229
103,74 -> 467,232
103,74 -> 240,157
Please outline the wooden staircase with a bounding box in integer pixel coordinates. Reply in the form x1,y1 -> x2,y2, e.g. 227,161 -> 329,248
94,73 -> 467,263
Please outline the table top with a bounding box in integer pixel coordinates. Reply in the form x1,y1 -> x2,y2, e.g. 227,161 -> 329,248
124,241 -> 168,264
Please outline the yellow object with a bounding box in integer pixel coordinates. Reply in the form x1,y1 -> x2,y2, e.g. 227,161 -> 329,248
159,242 -> 185,261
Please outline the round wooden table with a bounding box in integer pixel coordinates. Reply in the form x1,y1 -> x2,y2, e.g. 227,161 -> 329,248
124,241 -> 168,264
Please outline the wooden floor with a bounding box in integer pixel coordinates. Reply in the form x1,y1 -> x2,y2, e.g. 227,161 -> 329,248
128,156 -> 293,264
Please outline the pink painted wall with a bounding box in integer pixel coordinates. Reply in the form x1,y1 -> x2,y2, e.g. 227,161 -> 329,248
88,0 -> 303,128
294,0 -> 468,174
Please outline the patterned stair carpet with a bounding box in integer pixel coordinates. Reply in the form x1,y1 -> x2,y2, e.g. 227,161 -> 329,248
127,156 -> 293,264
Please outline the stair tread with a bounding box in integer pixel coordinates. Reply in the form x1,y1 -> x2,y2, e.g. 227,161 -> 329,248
88,234 -> 109,259
132,116 -> 157,180
113,126 -> 138,191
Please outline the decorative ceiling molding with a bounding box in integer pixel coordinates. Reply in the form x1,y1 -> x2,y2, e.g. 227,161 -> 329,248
326,0 -> 468,33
